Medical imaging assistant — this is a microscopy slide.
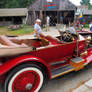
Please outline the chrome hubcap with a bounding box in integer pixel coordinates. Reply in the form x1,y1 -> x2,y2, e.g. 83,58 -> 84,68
26,83 -> 33,90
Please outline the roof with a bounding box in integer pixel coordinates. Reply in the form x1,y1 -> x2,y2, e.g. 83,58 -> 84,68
83,10 -> 92,15
77,5 -> 88,10
28,0 -> 77,11
0,8 -> 28,17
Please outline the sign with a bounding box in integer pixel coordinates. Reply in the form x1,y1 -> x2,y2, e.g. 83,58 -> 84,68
47,0 -> 53,3
45,4 -> 56,9
45,4 -> 56,7
48,6 -> 55,9
45,0 -> 56,10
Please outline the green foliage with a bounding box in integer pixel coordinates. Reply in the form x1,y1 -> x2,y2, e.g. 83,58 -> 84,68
84,24 -> 89,28
88,4 -> 92,9
81,0 -> 90,5
0,0 -> 35,8
81,0 -> 92,10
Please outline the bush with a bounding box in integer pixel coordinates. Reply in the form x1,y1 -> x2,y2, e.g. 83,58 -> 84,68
84,24 -> 89,28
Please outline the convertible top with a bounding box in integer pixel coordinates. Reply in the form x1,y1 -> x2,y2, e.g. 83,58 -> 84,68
0,46 -> 33,57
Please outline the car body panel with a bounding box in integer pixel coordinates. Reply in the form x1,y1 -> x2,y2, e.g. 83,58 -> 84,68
0,31 -> 92,82
0,55 -> 51,78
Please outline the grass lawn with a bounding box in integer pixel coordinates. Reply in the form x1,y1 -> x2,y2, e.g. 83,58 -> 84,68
0,26 -> 34,36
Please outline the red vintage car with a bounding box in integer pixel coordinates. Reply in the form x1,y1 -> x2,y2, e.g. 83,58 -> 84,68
0,31 -> 92,92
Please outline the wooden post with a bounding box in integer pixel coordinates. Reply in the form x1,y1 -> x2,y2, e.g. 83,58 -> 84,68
74,11 -> 76,27
25,10 -> 28,24
33,11 -> 36,24
44,11 -> 46,24
40,10 -> 43,20
57,11 -> 60,24
29,12 -> 33,25
40,10 -> 43,26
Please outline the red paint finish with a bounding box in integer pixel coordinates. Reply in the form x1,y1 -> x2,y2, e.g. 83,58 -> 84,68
0,55 -> 51,78
12,71 -> 40,92
83,48 -> 92,64
0,33 -> 92,83
78,40 -> 85,52
30,46 -> 58,63
57,41 -> 77,58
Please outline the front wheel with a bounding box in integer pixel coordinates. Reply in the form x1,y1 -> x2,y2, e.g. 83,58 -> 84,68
4,64 -> 44,92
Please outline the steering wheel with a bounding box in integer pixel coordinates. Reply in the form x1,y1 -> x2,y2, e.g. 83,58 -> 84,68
60,32 -> 74,42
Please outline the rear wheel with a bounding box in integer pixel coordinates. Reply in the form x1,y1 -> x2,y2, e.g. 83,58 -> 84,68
4,64 -> 44,92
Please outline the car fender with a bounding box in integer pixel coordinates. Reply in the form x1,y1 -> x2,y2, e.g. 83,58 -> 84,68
84,49 -> 92,64
0,55 -> 51,79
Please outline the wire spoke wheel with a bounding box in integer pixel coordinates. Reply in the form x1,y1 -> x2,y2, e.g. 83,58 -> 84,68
4,64 -> 44,92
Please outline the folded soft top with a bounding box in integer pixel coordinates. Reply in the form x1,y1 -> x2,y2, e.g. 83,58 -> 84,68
0,46 -> 33,57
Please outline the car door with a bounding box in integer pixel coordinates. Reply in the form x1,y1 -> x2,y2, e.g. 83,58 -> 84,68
31,46 -> 58,63
57,41 -> 77,59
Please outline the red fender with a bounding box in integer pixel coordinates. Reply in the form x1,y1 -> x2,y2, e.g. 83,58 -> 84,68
0,55 -> 51,79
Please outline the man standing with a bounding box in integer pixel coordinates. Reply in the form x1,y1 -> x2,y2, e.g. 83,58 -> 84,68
46,16 -> 50,31
68,23 -> 78,39
68,23 -> 77,35
34,19 -> 42,38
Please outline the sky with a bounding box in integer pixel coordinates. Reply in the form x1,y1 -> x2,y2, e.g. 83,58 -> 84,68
69,0 -> 92,6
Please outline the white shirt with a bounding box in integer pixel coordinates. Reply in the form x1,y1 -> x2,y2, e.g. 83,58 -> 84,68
68,27 -> 76,35
47,16 -> 50,25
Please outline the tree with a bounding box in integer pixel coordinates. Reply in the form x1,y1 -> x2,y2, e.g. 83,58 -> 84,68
81,0 -> 90,5
0,0 -> 35,8
0,0 -> 6,8
80,0 -> 92,9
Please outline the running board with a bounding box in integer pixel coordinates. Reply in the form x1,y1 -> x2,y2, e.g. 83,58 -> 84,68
51,64 -> 74,79
71,57 -> 84,63
50,60 -> 66,66
70,57 -> 84,71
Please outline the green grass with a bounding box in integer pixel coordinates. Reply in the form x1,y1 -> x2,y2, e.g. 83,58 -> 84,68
0,26 -> 34,36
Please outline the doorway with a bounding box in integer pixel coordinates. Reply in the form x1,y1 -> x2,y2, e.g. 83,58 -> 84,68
46,11 -> 57,26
